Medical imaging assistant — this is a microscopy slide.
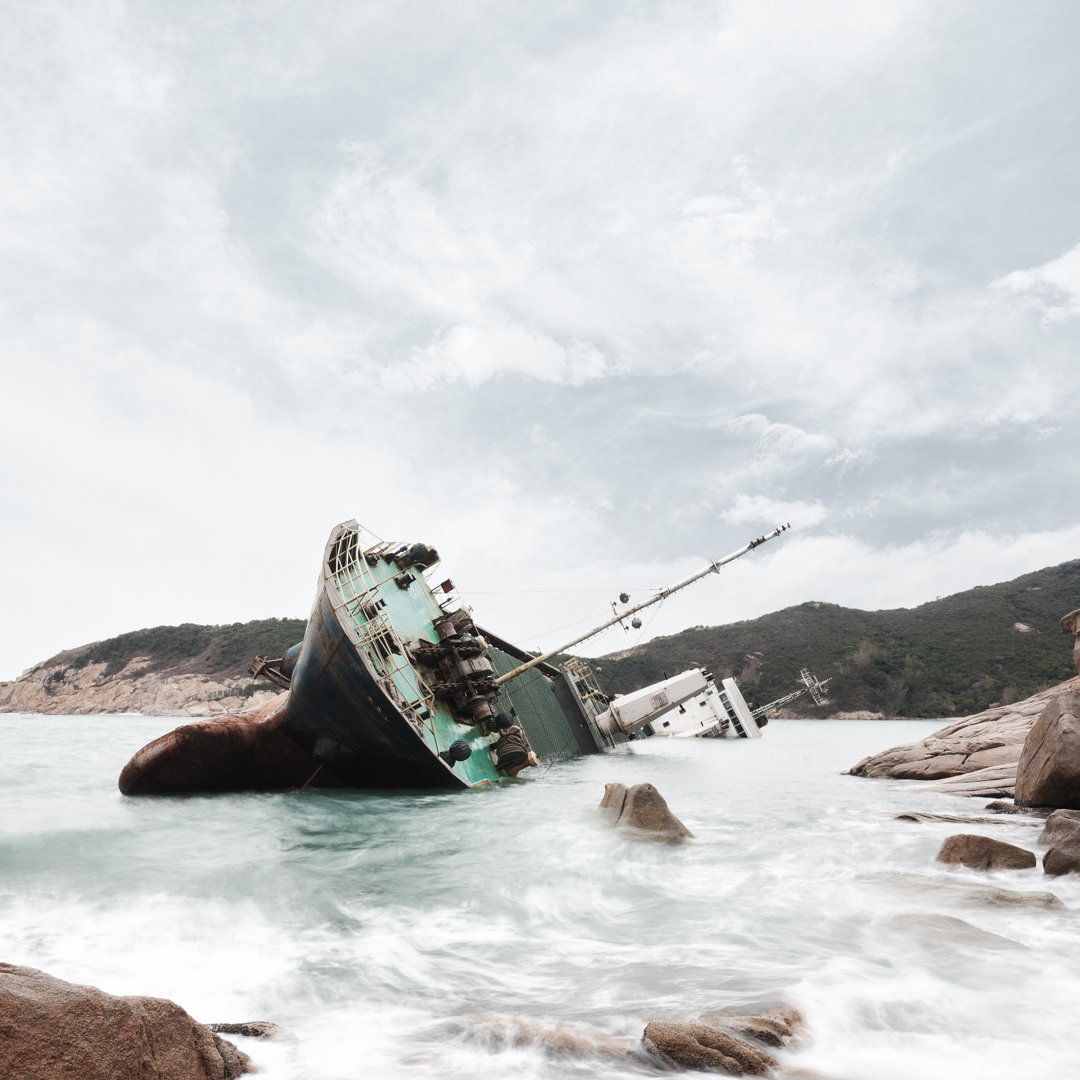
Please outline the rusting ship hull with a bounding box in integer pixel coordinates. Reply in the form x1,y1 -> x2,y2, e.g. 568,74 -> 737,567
281,579 -> 470,789
117,693 -> 332,795
117,519 -> 788,795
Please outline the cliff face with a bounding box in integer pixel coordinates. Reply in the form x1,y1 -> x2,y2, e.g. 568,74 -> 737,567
0,655 -> 279,717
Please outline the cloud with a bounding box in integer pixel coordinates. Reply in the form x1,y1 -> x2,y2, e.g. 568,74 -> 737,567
722,494 -> 828,529
991,240 -> 1080,323
3,0 -> 1080,679
385,323 -> 608,389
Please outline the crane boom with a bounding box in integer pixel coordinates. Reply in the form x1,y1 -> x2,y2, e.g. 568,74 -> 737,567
493,523 -> 790,686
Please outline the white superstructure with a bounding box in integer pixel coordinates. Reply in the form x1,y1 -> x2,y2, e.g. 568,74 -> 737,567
595,668 -> 763,740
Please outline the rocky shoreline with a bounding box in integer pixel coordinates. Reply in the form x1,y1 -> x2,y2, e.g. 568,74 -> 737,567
846,677 -> 1078,796
0,963 -> 254,1080
0,655 -> 280,717
853,606 -> 1080,877
2,958 -> 812,1078
848,609 -> 1080,801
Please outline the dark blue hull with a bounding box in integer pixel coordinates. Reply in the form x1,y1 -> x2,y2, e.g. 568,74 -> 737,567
282,581 -> 467,789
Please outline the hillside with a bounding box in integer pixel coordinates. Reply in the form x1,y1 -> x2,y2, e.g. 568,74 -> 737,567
2,562 -> 1078,718
594,560 -> 1080,718
0,618 -> 306,716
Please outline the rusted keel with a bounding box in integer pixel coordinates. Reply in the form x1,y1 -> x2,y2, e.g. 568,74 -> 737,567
118,693 -> 340,795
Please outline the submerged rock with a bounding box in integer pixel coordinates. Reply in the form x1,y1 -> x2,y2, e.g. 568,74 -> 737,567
1014,690 -> 1080,810
936,834 -> 1036,871
209,1021 -> 297,1041
643,1019 -> 778,1074
0,962 -> 252,1080
864,870 -> 1063,908
896,811 -> 1039,825
885,913 -> 1026,951
984,800 -> 1044,815
443,1015 -> 636,1058
599,782 -> 693,841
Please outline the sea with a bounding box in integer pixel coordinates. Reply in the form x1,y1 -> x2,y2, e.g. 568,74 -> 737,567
2,715 -> 1078,1080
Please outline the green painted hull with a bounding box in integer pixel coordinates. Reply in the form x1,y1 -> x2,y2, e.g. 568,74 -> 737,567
282,522 -> 599,789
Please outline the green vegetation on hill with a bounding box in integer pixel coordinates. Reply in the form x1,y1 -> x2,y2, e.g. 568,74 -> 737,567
593,560 -> 1080,718
61,618 -> 308,681
27,560 -> 1080,717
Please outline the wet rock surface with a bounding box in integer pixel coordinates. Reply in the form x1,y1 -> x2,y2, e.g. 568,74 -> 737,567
984,800 -> 1051,816
936,833 -> 1036,871
697,1006 -> 805,1049
0,963 -> 252,1080
643,1019 -> 778,1074
864,870 -> 1063,908
1014,690 -> 1080,810
896,811 -> 1040,825
1037,808 -> 1080,845
885,913 -> 1026,951
1042,838 -> 1080,876
444,1015 -> 636,1058
599,782 -> 693,840
1037,810 -> 1080,876
209,1020 -> 297,1041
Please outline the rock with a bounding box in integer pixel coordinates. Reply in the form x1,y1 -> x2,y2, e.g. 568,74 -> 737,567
119,693 -> 336,795
863,870 -> 1063,908
1042,836 -> 1080,876
598,782 -> 693,841
847,677 -> 1080,782
1039,810 -> 1080,875
885,913 -> 1026,951
209,1021 -> 296,1041
643,1020 -> 778,1074
1062,607 -> 1080,675
1042,833 -> 1080,876
1015,690 -> 1080,809
1037,808 -> 1080,845
984,800 -> 1053,817
919,763 -> 1019,798
0,962 -> 252,1080
895,811 -> 1039,825
598,782 -> 629,821
444,1015 -> 636,1058
697,1006 -> 804,1048
936,833 -> 1036,871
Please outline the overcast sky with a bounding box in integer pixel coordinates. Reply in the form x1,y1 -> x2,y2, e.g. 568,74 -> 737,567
3,0 -> 1080,681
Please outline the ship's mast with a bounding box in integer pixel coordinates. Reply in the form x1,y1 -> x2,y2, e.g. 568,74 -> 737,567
493,523 -> 790,685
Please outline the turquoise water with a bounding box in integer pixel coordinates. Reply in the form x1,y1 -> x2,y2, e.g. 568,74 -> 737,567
2,715 -> 1078,1079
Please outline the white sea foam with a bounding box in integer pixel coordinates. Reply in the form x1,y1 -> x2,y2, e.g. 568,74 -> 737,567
2,714 -> 1077,1079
